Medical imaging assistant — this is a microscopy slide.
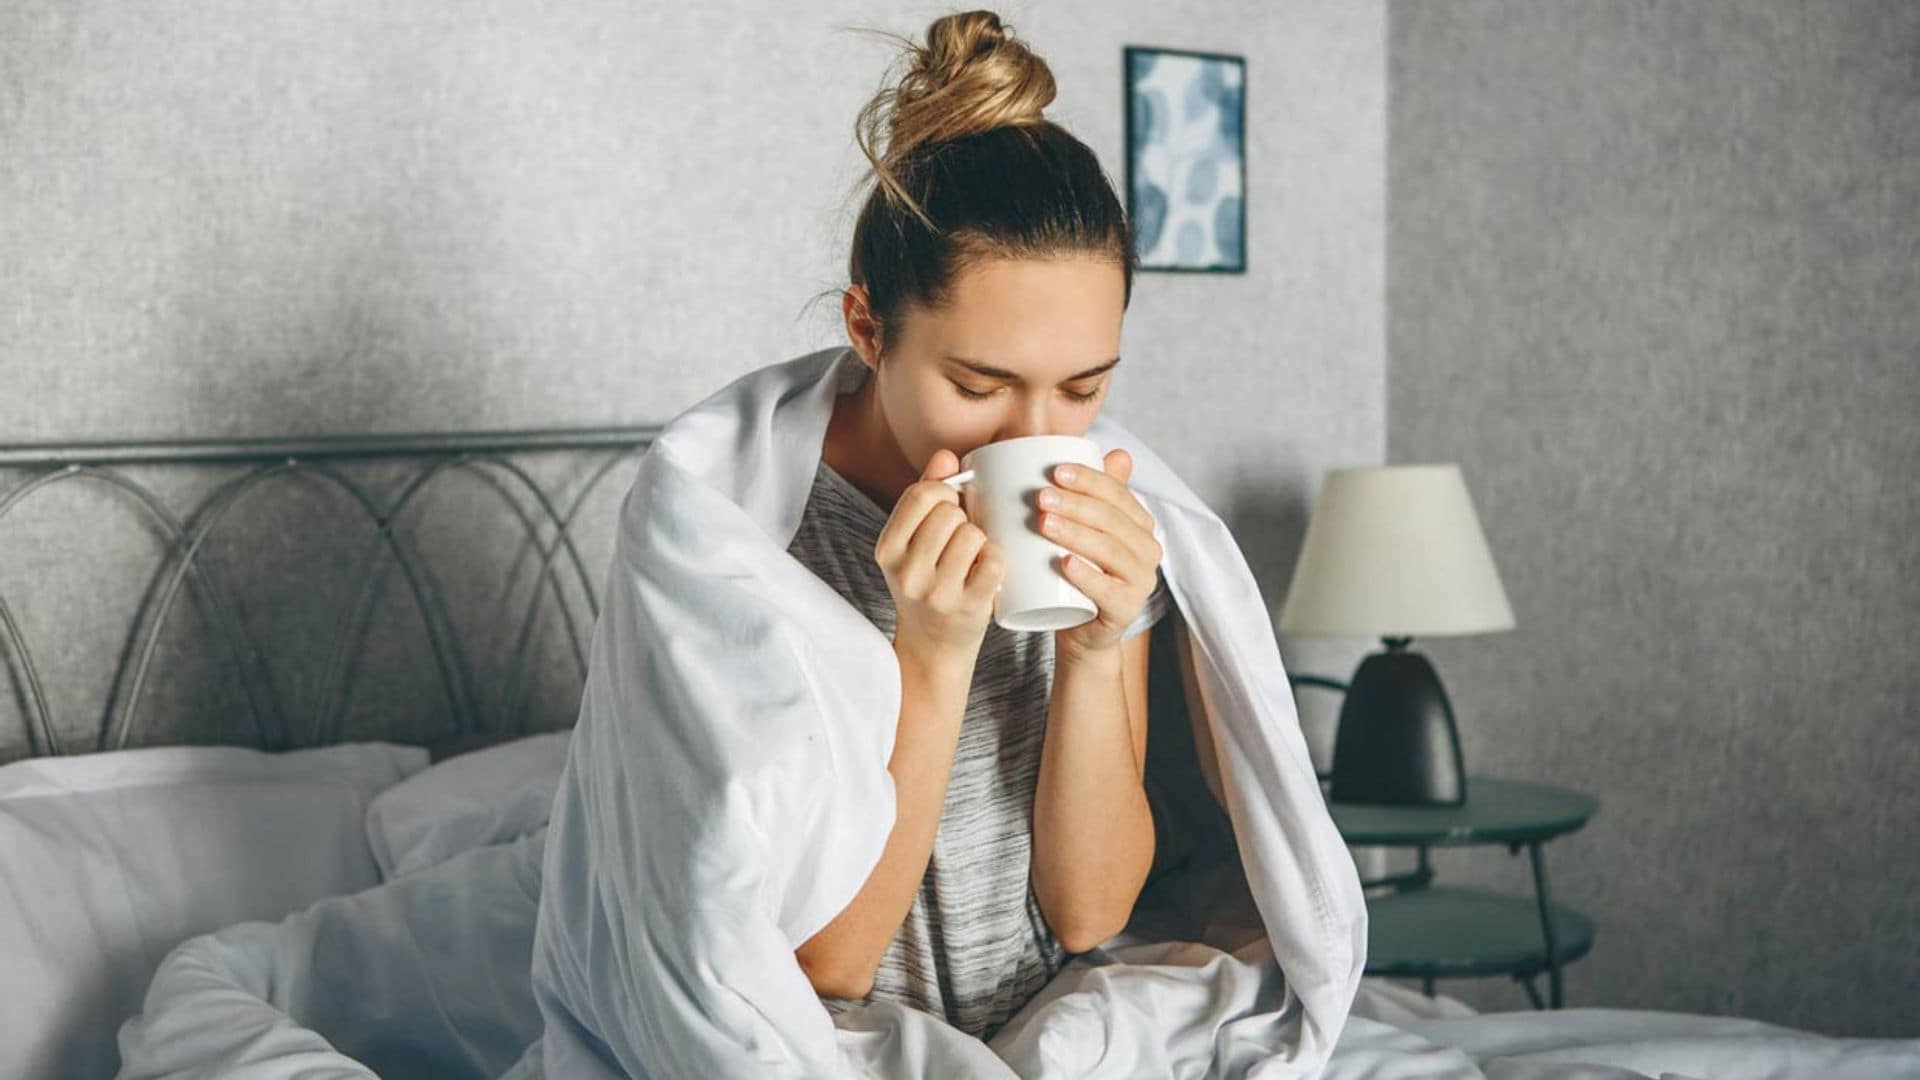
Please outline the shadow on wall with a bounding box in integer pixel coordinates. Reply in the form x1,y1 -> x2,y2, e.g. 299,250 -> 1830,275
1219,480 -> 1315,616
0,251 -> 637,760
1218,476 -> 1400,774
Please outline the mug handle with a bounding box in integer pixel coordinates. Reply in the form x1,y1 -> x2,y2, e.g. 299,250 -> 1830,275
939,469 -> 976,489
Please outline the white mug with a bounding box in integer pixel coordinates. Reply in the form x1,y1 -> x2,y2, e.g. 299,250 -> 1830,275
942,434 -> 1106,632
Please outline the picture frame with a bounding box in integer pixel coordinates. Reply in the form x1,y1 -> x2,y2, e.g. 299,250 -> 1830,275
1123,46 -> 1247,274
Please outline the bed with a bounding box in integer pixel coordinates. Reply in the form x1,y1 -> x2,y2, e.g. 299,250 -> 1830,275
0,428 -> 1912,1080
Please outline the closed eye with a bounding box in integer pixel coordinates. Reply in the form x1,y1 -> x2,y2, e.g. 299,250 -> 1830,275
953,382 -> 1103,403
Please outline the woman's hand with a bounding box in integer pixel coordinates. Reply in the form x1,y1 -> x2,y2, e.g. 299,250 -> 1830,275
875,448 -> 1006,666
1041,449 -> 1164,661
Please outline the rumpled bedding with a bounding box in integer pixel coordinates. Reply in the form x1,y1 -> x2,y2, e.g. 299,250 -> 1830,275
524,346 -> 1371,1077
113,346 -> 1920,1077
115,820 -> 1920,1079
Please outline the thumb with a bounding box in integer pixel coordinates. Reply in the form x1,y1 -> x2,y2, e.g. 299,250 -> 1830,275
1106,448 -> 1133,484
922,448 -> 960,481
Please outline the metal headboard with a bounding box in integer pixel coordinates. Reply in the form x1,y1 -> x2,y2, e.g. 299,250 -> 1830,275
0,427 -> 658,761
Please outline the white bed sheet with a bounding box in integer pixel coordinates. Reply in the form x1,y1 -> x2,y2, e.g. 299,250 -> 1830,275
0,741 -> 427,1080
112,752 -> 1920,1080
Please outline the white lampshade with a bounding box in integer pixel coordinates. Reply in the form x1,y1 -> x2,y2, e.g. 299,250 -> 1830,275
1278,464 -> 1515,638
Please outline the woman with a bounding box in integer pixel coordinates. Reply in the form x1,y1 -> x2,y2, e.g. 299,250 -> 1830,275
526,11 -> 1365,1078
788,10 -> 1175,1042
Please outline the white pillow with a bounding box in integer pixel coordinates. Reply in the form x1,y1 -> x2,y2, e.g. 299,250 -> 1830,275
0,741 -> 427,1080
365,730 -> 570,880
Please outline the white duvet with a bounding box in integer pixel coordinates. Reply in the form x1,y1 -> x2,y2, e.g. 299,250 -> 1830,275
526,345 -> 1367,1076
115,347 -> 1920,1078
114,806 -> 1920,1078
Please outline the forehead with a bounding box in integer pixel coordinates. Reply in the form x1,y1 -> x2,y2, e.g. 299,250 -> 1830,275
904,256 -> 1124,377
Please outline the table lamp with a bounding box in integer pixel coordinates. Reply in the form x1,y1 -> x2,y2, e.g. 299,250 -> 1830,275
1277,464 -> 1514,806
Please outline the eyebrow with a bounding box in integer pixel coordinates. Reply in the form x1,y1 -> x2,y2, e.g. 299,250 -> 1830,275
944,356 -> 1123,382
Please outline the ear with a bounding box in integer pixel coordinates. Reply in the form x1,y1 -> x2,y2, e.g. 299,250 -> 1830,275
841,286 -> 882,368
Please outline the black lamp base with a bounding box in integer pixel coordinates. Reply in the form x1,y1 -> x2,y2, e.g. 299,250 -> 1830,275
1328,639 -> 1467,806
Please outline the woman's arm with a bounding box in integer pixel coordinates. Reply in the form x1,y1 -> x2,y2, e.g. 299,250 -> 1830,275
794,643 -> 973,999
1165,610 -> 1228,815
1029,628 -> 1156,953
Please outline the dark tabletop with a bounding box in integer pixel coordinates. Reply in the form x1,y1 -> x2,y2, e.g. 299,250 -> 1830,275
1326,776 -> 1598,846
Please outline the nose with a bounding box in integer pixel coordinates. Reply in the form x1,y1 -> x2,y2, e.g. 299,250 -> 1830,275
997,394 -> 1054,441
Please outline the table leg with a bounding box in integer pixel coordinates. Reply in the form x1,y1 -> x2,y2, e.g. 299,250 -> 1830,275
1358,844 -> 1435,894
1524,841 -> 1563,1008
1515,973 -> 1545,1010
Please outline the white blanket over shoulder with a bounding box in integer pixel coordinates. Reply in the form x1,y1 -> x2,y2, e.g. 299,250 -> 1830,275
112,352 -> 1920,1078
526,345 -> 1369,1077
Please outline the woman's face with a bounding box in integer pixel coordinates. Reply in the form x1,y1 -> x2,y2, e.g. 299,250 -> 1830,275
845,255 -> 1126,473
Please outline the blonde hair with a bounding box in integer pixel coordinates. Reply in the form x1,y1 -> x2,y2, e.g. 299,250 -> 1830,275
822,10 -> 1134,354
851,10 -> 1058,232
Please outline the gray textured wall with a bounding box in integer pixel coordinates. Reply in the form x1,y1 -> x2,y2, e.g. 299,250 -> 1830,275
0,3 -> 1385,767
10,0 -> 1910,1041
1387,0 -> 1919,1036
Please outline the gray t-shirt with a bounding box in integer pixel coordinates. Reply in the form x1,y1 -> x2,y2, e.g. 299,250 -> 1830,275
788,456 -> 1171,1041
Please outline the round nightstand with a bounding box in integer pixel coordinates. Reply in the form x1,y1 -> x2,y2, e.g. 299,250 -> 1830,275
1325,776 -> 1600,1009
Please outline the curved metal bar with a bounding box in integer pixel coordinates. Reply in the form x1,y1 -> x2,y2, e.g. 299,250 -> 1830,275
106,462 -> 301,751
406,449 -> 638,738
0,427 -> 659,758
1288,673 -> 1351,782
307,454 -> 601,745
1288,673 -> 1351,695
290,461 -> 484,747
0,593 -> 58,757
112,460 -> 475,751
552,447 -> 645,625
1,465 -> 282,753
308,536 -> 389,749
307,457 -> 485,748
453,459 -> 591,737
460,456 -> 598,667
498,447 -> 645,730
0,427 -> 661,468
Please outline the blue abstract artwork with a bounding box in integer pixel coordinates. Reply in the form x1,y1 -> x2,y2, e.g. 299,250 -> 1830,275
1124,47 -> 1245,273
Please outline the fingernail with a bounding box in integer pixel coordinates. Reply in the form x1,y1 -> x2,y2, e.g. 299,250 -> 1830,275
1037,489 -> 1059,508
1056,465 -> 1077,482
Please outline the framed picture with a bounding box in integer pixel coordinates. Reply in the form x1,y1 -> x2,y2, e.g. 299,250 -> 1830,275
1123,46 -> 1246,273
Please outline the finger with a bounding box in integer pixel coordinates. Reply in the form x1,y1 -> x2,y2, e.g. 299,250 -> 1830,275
1040,513 -> 1152,589
964,540 -> 1005,598
921,448 -> 960,482
933,520 -> 987,593
1061,551 -> 1127,620
1053,456 -> 1154,533
878,487 -> 951,571
1037,487 -> 1159,569
875,477 -> 961,566
905,501 -> 970,582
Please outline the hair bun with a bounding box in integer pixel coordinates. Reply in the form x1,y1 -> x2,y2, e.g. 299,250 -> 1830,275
846,10 -> 1061,232
878,10 -> 1057,163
